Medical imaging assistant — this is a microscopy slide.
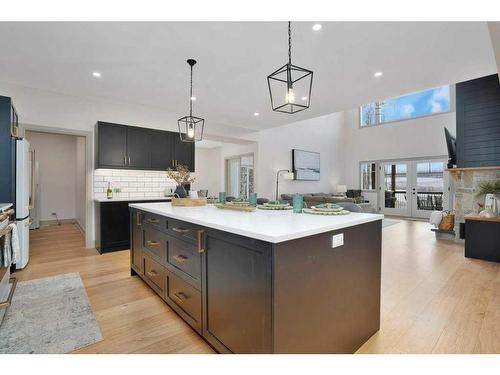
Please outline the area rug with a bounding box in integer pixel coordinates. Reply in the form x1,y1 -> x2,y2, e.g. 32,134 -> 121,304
383,219 -> 402,228
0,273 -> 102,354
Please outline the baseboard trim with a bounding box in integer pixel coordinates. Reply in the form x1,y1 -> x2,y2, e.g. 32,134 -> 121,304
40,218 -> 77,226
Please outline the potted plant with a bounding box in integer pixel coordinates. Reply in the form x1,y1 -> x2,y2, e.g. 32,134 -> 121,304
166,164 -> 196,198
476,180 -> 500,216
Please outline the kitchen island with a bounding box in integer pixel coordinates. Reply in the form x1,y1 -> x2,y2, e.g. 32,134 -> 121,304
129,202 -> 383,353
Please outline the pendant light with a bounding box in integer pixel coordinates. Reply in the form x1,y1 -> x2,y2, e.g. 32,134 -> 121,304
267,22 -> 313,114
178,59 -> 204,142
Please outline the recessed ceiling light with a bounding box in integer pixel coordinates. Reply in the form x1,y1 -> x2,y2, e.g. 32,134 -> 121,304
301,96 -> 308,101
312,24 -> 322,31
254,112 -> 259,116
92,72 -> 101,78
374,71 -> 383,78
190,96 -> 196,101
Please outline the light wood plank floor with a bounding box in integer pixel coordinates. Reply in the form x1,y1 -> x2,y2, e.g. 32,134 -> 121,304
13,220 -> 500,354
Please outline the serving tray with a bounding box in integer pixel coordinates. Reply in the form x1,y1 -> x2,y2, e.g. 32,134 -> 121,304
214,203 -> 256,212
171,197 -> 207,206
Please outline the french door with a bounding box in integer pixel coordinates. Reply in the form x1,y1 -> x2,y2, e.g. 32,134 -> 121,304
379,158 -> 448,218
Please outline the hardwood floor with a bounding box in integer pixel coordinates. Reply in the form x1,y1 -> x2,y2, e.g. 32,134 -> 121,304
13,220 -> 500,354
14,223 -> 214,354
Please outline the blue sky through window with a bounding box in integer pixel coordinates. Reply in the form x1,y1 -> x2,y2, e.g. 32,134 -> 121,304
361,86 -> 450,126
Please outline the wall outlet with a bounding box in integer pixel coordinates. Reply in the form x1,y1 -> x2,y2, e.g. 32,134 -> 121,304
331,233 -> 344,248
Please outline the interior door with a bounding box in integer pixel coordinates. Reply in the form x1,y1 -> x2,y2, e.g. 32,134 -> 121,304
379,161 -> 410,216
410,159 -> 447,219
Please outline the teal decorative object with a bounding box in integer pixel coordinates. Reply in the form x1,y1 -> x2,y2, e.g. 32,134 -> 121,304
249,193 -> 257,207
292,194 -> 303,213
218,191 -> 226,203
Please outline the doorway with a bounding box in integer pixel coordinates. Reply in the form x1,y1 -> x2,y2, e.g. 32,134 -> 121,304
379,158 -> 449,219
225,154 -> 254,200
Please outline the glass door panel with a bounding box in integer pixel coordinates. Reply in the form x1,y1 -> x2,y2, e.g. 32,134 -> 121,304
411,160 -> 446,219
380,162 -> 410,216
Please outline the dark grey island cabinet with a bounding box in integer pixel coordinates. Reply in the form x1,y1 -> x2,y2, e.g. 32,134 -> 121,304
129,204 -> 382,353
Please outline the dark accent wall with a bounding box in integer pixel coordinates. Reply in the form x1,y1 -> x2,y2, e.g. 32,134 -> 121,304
456,74 -> 500,168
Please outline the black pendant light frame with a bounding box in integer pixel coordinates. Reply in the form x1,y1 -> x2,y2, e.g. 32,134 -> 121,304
267,22 -> 313,114
178,58 -> 204,142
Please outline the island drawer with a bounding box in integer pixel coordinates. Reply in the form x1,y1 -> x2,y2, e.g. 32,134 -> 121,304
144,254 -> 165,295
166,236 -> 201,288
143,227 -> 168,264
143,212 -> 168,232
168,219 -> 203,245
165,269 -> 202,333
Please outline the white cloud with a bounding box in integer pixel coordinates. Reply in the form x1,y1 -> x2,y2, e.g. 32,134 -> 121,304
402,104 -> 415,115
430,100 -> 442,113
431,86 -> 449,101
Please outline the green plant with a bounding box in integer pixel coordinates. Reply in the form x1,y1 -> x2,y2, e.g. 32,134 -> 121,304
476,180 -> 500,196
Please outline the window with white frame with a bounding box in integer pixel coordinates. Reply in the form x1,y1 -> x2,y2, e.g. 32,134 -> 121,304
360,85 -> 450,127
360,162 -> 377,190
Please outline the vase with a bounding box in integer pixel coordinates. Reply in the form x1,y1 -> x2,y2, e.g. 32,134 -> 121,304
174,185 -> 187,198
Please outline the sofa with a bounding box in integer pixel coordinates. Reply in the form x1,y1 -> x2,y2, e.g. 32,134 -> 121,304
280,193 -> 354,207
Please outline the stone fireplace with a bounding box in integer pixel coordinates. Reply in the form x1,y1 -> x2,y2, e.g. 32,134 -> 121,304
451,168 -> 500,239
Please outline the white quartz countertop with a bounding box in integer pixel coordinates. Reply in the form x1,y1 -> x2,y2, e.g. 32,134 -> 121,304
95,197 -> 172,202
129,202 -> 384,243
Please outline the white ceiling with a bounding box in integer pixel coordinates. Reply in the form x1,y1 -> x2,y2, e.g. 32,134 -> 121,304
0,22 -> 497,134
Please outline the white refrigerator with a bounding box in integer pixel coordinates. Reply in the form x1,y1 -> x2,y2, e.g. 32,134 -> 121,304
15,138 -> 33,269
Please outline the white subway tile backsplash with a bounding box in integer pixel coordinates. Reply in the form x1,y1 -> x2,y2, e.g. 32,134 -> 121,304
94,169 -> 177,200
129,182 -> 144,187
121,176 -> 138,182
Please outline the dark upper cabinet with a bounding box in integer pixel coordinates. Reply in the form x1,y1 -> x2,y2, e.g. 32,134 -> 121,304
96,121 -> 195,171
150,130 -> 175,170
127,126 -> 151,168
96,122 -> 127,168
173,135 -> 195,171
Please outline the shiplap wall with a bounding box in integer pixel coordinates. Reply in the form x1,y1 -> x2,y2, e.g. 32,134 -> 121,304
456,74 -> 500,167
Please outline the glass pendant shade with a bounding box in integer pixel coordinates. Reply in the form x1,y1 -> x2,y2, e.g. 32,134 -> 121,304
178,58 -> 205,142
178,115 -> 204,142
267,22 -> 313,114
267,63 -> 313,114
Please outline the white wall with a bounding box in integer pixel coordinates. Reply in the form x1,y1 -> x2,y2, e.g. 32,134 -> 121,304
343,109 -> 456,188
75,136 -> 86,230
26,131 -> 85,222
194,147 -> 222,197
343,109 -> 456,210
256,112 -> 346,199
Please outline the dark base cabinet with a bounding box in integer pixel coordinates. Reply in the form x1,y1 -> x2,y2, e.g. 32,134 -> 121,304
465,218 -> 500,262
130,207 -> 382,353
95,199 -> 169,254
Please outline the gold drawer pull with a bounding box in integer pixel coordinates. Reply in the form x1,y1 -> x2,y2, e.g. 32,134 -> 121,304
136,212 -> 142,226
197,230 -> 205,253
147,218 -> 160,224
173,292 -> 188,302
173,254 -> 188,263
146,270 -> 158,277
147,240 -> 160,247
173,227 -> 191,233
